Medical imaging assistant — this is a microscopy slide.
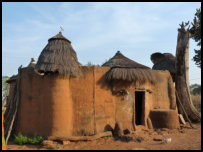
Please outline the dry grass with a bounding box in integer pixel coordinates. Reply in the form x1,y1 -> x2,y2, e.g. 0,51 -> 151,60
191,95 -> 201,113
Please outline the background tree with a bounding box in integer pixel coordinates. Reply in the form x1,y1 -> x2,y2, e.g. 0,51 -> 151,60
192,8 -> 201,68
2,76 -> 10,107
190,84 -> 201,95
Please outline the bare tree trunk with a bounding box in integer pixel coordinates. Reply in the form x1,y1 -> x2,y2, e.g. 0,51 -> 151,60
175,29 -> 201,122
185,40 -> 190,88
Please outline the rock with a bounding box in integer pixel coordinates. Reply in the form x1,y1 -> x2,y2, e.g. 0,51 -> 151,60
131,134 -> 144,143
135,136 -> 144,143
153,136 -> 163,141
163,138 -> 172,143
131,147 -> 146,150
42,140 -> 60,149
179,129 -> 185,133
62,140 -> 70,145
113,122 -> 124,137
160,128 -> 168,131
42,140 -> 57,146
123,129 -> 130,135
120,135 -> 133,142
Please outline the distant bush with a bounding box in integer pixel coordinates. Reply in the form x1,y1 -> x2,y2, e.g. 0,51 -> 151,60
191,95 -> 201,113
14,133 -> 43,145
190,84 -> 201,95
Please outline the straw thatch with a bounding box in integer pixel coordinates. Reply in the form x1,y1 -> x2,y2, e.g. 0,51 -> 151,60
103,51 -> 150,68
103,51 -> 161,83
151,52 -> 176,74
35,32 -> 81,76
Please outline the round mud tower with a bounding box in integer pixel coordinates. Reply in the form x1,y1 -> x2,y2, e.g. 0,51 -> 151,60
149,109 -> 180,129
50,75 -> 73,137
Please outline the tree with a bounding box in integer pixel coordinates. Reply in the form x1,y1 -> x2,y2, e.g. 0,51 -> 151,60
175,20 -> 201,123
2,76 -> 10,100
2,76 -> 10,107
192,8 -> 201,68
190,84 -> 201,95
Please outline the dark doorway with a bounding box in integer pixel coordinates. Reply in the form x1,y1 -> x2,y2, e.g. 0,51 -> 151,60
135,91 -> 145,125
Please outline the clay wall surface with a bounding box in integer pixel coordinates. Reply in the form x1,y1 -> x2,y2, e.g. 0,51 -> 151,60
151,71 -> 176,110
16,67 -> 178,138
70,67 -> 95,136
112,81 -> 152,130
94,67 -> 115,134
16,67 -> 73,137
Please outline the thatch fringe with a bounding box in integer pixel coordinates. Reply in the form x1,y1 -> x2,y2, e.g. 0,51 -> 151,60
105,68 -> 162,84
103,51 -> 162,83
35,32 -> 81,77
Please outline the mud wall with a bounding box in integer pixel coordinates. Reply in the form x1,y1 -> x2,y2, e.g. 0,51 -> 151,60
70,66 -> 116,135
94,67 -> 116,134
16,67 -> 73,137
151,71 -> 176,110
16,67 -> 177,137
7,82 -> 16,106
70,67 -> 95,136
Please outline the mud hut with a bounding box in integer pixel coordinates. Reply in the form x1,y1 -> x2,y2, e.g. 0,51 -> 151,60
150,52 -> 176,81
5,33 -> 180,140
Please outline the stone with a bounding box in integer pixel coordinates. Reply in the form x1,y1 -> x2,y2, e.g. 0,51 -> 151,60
62,140 -> 70,145
130,147 -> 146,150
123,129 -> 130,135
113,122 -> 124,137
42,140 -> 57,146
153,136 -> 163,141
120,135 -> 133,142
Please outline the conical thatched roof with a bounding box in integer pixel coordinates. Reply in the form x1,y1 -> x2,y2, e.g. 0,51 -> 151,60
102,51 -> 150,69
151,52 -> 176,74
102,51 -> 161,83
35,32 -> 81,76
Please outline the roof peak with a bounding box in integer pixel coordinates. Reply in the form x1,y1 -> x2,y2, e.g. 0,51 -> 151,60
102,50 -> 150,69
48,32 -> 71,43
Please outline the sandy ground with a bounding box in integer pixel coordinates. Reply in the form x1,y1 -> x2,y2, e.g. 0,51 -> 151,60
6,122 -> 201,150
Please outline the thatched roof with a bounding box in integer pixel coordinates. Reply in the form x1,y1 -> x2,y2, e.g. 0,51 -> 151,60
6,75 -> 18,83
102,51 -> 161,83
102,51 -> 150,69
27,58 -> 36,68
35,32 -> 81,76
151,52 -> 176,74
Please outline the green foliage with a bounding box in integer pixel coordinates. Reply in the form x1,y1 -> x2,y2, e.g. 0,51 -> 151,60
2,76 -> 10,101
192,7 -> 201,68
14,133 -> 43,145
190,84 -> 201,95
86,61 -> 94,66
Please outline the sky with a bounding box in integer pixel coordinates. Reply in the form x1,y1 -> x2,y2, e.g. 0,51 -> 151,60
2,2 -> 201,84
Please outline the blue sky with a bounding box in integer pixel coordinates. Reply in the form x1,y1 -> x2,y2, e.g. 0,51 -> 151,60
2,2 -> 201,84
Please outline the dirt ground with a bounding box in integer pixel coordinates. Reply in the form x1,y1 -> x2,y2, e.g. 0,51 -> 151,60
6,122 -> 201,150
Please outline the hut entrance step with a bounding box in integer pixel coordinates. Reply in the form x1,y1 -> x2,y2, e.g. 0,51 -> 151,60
135,91 -> 145,126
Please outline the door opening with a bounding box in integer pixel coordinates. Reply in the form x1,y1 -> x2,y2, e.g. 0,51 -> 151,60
135,91 -> 145,125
